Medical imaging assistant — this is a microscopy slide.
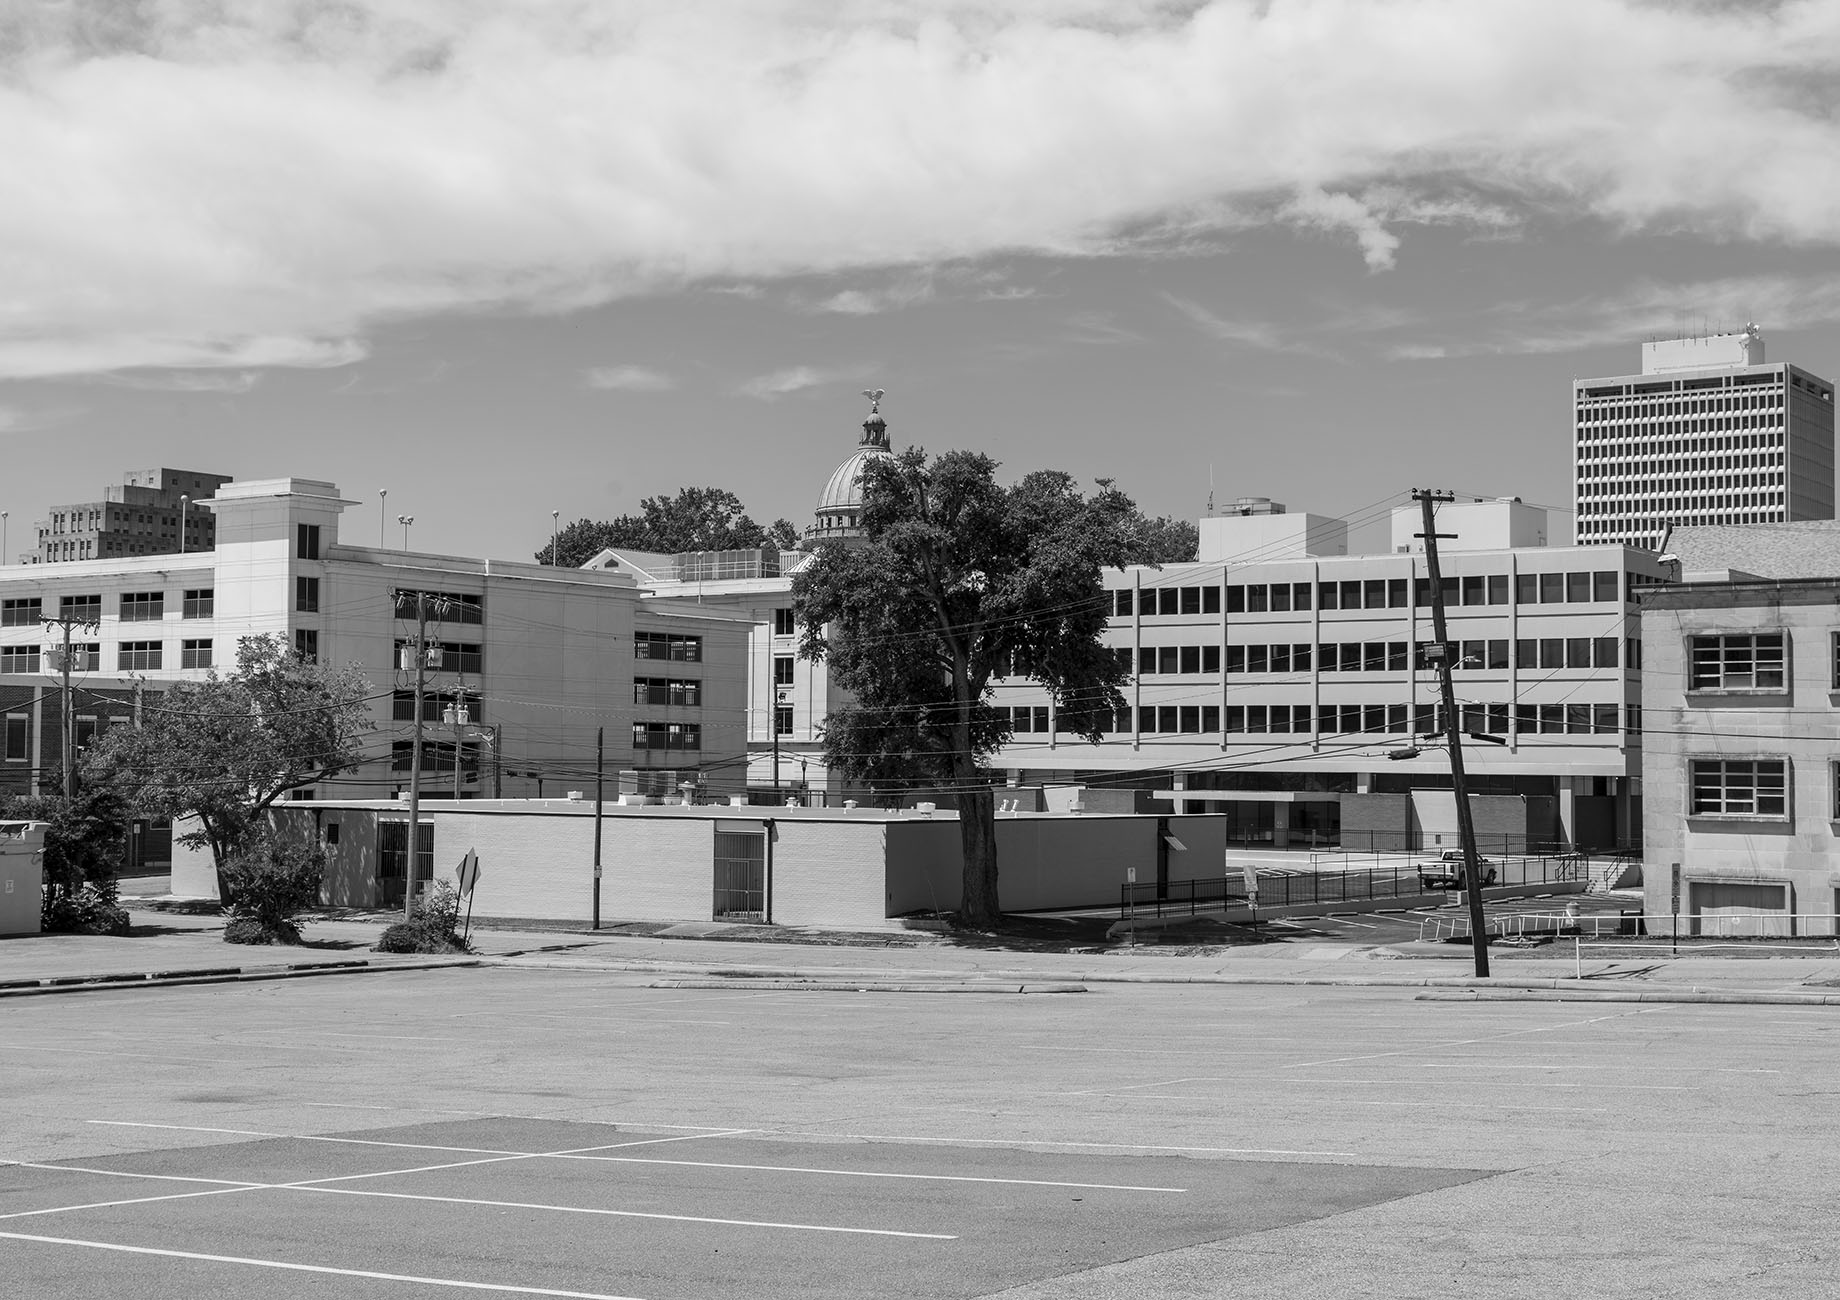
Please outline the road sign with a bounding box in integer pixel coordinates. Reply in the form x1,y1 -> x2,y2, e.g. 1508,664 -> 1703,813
1126,867 -> 1136,884
1240,863 -> 1259,901
456,849 -> 481,897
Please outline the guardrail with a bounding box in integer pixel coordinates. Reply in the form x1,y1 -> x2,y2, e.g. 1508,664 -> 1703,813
1418,910 -> 1641,942
1120,852 -> 1600,921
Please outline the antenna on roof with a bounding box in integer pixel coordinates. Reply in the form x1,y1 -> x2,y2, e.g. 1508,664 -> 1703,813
1206,465 -> 1215,517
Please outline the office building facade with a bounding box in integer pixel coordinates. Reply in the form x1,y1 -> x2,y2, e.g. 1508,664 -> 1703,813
1,478 -> 749,802
1574,328 -> 1836,549
30,468 -> 231,565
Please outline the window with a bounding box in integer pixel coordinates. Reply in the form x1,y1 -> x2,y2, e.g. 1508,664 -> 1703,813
1540,573 -> 1564,603
1488,639 -> 1509,670
1317,582 -> 1338,611
1202,586 -> 1221,614
1226,585 -> 1245,613
1113,590 -> 1134,617
1689,634 -> 1785,691
297,523 -> 321,560
1180,645 -> 1201,674
1461,576 -> 1484,607
1140,646 -> 1158,674
1487,575 -> 1509,606
1461,640 -> 1484,669
68,643 -> 99,672
774,706 -> 793,736
1594,704 -> 1619,735
1566,638 -> 1592,669
181,639 -> 212,669
1158,706 -> 1178,732
633,721 -> 702,750
1566,572 -> 1591,603
118,641 -> 162,671
1,597 -> 41,626
119,591 -> 163,621
1341,580 -> 1363,609
60,594 -> 100,621
296,576 -> 320,613
1203,645 -> 1221,673
1515,574 -> 1538,605
1594,637 -> 1619,669
1139,706 -> 1157,732
1691,758 -> 1787,817
1202,705 -> 1220,732
291,629 -> 318,662
773,656 -> 794,686
394,689 -> 484,723
1291,583 -> 1312,611
4,714 -> 27,762
773,608 -> 796,636
634,632 -> 702,662
1181,586 -> 1202,615
1179,706 -> 1200,733
0,645 -> 40,672
393,590 -> 485,624
1593,571 -> 1619,602
182,588 -> 214,618
1539,638 -> 1563,670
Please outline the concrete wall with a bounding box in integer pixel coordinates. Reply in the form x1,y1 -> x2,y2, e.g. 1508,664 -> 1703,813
1342,793 -> 1412,851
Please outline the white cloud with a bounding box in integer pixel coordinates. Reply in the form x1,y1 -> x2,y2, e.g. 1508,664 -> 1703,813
737,365 -> 870,400
0,405 -> 75,433
1384,272 -> 1840,360
1161,293 -> 1290,351
6,1 -> 1840,376
97,369 -> 262,392
583,364 -> 676,391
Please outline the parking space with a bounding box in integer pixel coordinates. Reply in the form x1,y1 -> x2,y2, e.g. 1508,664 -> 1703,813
1,1116 -> 1478,1299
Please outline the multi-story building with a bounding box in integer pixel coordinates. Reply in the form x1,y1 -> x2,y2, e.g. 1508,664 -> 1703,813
1640,576 -> 1840,935
1,477 -> 749,804
987,499 -> 1672,851
1573,327 -> 1836,549
30,468 -> 231,564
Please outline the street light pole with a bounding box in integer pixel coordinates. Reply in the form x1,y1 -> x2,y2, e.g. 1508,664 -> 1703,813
178,496 -> 189,554
42,614 -> 98,799
398,513 -> 414,550
550,510 -> 560,566
379,489 -> 388,549
4,509 -> 10,564
1415,488 -> 1491,979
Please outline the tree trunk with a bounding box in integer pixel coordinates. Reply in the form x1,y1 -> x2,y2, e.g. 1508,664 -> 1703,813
957,783 -> 1000,928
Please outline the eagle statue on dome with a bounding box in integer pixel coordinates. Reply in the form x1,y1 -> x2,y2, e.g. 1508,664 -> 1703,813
862,388 -> 885,414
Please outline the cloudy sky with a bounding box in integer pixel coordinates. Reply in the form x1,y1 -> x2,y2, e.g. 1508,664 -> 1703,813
5,0 -> 1840,560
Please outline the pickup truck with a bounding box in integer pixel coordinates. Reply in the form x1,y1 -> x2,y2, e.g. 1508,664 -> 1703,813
1417,850 -> 1499,892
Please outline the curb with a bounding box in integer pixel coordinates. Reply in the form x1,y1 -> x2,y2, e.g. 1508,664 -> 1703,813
0,957 -> 481,999
482,955 -> 1827,1002
1419,987 -> 1840,1006
647,979 -> 1086,994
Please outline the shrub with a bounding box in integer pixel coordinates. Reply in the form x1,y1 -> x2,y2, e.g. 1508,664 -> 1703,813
376,881 -> 472,954
219,837 -> 324,945
41,877 -> 130,936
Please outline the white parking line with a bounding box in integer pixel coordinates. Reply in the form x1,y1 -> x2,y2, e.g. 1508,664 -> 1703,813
0,1232 -> 646,1299
75,1121 -> 1186,1193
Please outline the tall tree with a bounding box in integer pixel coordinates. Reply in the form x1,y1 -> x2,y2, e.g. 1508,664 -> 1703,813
1122,513 -> 1199,564
540,487 -> 799,566
92,635 -> 375,900
794,450 -> 1135,928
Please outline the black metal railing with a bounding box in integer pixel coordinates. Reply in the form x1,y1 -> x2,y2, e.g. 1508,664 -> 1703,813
1118,851 -> 1607,921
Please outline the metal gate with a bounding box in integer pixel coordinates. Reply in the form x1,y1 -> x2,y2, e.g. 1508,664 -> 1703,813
378,820 -> 435,907
713,831 -> 765,921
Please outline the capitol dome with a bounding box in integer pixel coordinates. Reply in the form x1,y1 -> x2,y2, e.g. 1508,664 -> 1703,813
806,392 -> 893,544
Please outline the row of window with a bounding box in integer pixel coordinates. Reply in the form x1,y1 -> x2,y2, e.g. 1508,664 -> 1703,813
1000,702 -> 1635,738
1689,634 -> 1784,692
1112,571 -> 1627,617
3,711 -> 128,760
0,640 -> 218,672
1,590 -> 217,626
634,632 -> 703,663
633,721 -> 702,750
392,640 -> 480,674
391,690 -> 483,724
391,588 -> 485,624
634,677 -> 702,707
1124,636 -> 1630,676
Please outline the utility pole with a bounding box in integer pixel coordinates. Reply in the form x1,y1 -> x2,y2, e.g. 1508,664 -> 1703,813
42,613 -> 98,800
1415,489 -> 1490,978
592,725 -> 604,931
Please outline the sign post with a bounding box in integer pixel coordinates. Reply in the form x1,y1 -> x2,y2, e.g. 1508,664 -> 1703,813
1670,862 -> 1681,956
1125,866 -> 1136,947
1241,863 -> 1260,927
455,849 -> 481,943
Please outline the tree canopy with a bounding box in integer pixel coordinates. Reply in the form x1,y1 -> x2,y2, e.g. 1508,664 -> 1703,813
540,487 -> 800,566
94,635 -> 375,896
793,450 -> 1136,927
1122,513 -> 1199,564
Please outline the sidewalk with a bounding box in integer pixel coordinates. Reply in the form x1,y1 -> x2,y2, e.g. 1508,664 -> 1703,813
7,900 -> 1840,1003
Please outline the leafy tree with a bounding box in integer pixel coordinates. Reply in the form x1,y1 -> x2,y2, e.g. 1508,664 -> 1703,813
221,836 -> 326,945
92,635 -> 374,902
4,765 -> 134,934
540,487 -> 801,566
794,450 -> 1135,928
1122,513 -> 1199,564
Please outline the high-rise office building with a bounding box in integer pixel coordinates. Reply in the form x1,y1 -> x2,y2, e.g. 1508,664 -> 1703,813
29,468 -> 232,564
1573,327 -> 1835,549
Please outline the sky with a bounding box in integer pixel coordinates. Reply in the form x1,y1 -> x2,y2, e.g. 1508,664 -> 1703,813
5,0 -> 1840,562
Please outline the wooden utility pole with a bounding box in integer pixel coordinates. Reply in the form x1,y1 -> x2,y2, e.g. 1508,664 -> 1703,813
1415,489 -> 1491,979
41,613 -> 98,799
